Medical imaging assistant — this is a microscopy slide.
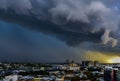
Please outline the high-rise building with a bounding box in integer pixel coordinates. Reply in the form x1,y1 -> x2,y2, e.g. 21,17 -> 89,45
116,70 -> 120,81
104,69 -> 112,81
104,68 -> 119,81
82,61 -> 93,67
94,61 -> 99,67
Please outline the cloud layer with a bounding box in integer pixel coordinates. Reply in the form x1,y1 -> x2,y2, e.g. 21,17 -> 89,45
0,0 -> 119,47
0,0 -> 120,62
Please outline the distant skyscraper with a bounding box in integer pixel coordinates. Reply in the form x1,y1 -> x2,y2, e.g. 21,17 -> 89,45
82,61 -> 86,66
94,61 -> 99,67
82,61 -> 93,67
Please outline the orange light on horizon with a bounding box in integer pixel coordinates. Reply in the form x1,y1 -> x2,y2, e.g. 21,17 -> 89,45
107,57 -> 120,63
85,51 -> 120,63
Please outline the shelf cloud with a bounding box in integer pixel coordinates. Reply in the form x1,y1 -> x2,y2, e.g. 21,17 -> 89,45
0,0 -> 120,62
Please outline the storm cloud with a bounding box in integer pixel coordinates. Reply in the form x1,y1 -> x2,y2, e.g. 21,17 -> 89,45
0,0 -> 119,46
0,0 -> 120,62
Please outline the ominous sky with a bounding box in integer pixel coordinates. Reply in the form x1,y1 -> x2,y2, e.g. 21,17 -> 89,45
0,0 -> 120,63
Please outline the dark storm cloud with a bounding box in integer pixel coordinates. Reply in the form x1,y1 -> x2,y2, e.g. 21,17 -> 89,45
0,21 -> 85,62
0,0 -> 120,52
0,0 -> 105,46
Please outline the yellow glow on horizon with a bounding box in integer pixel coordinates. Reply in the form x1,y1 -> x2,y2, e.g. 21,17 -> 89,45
85,51 -> 120,63
108,57 -> 120,63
